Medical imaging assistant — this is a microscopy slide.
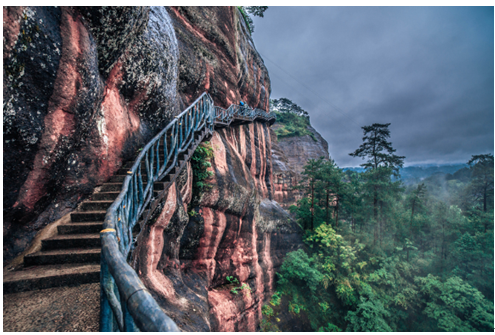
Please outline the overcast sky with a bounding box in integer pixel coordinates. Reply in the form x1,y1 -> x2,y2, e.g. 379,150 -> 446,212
252,6 -> 494,167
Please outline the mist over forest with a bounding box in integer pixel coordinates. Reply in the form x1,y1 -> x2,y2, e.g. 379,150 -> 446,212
262,107 -> 494,332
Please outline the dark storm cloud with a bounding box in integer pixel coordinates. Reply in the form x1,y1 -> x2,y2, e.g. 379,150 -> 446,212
252,6 -> 494,166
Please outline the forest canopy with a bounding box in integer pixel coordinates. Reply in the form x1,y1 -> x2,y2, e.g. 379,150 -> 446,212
261,124 -> 494,332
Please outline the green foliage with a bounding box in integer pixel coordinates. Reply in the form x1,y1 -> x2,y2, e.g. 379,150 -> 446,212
349,123 -> 405,177
273,120 -> 493,331
270,98 -> 316,140
226,276 -> 251,296
226,276 -> 251,297
262,305 -> 274,317
270,98 -> 309,116
270,291 -> 282,306
415,274 -> 494,332
317,323 -> 341,332
466,153 -> 494,212
226,275 -> 239,285
273,111 -> 315,140
231,283 -> 252,296
245,6 -> 269,17
345,297 -> 393,331
260,292 -> 282,332
188,209 -> 198,217
237,6 -> 268,34
189,141 -> 214,210
278,249 -> 324,293
237,6 -> 254,34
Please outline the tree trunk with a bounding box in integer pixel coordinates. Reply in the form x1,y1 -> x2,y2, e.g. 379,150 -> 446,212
326,188 -> 330,225
373,188 -> 378,221
335,198 -> 339,228
410,200 -> 416,235
378,201 -> 383,248
483,184 -> 487,212
311,180 -> 315,230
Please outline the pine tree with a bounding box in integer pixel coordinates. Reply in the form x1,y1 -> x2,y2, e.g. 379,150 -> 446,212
349,123 -> 405,177
299,157 -> 325,230
316,160 -> 349,228
467,154 -> 494,213
349,123 -> 405,246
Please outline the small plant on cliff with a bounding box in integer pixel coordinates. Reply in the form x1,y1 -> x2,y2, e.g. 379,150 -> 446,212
273,111 -> 316,140
270,98 -> 317,141
237,6 -> 268,34
231,283 -> 252,296
260,292 -> 283,331
226,275 -> 239,285
227,276 -> 252,297
189,141 -> 214,211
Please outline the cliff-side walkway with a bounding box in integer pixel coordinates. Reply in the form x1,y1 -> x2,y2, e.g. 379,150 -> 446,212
3,283 -> 99,332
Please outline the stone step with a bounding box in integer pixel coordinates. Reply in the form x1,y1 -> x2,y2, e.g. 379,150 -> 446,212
58,222 -> 103,235
24,248 -> 101,266
178,153 -> 189,162
3,263 -> 100,293
100,182 -> 166,192
109,174 -> 130,182
164,172 -> 178,183
91,192 -> 120,201
109,173 -> 164,183
42,233 -> 101,250
100,183 -> 126,192
80,200 -> 114,211
91,191 -> 159,201
116,167 -> 157,175
123,157 -> 165,169
116,168 -> 133,175
71,210 -> 106,223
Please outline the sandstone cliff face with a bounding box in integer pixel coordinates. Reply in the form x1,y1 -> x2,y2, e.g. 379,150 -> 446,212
3,6 -> 179,261
271,122 -> 330,207
3,6 -> 271,262
168,6 -> 271,111
270,128 -> 299,207
132,123 -> 303,331
4,5 -> 304,331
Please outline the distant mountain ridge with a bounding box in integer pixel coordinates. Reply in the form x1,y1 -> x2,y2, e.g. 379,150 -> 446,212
343,163 -> 468,185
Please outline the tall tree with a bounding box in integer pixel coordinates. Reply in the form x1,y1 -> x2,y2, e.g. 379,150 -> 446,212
349,123 -> 405,245
299,157 -> 325,230
467,154 -> 494,213
349,123 -> 405,176
349,123 -> 405,221
408,183 -> 427,233
317,160 -> 349,227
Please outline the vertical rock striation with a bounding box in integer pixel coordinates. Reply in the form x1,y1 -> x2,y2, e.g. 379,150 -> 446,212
167,6 -> 270,111
4,5 -> 305,331
133,123 -> 303,331
271,121 -> 330,208
3,6 -> 180,262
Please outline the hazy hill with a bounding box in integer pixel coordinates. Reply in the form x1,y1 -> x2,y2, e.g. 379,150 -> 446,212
343,163 -> 468,185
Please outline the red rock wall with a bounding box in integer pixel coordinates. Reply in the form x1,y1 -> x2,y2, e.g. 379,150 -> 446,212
132,123 -> 302,331
270,128 -> 300,207
4,6 -> 271,263
167,6 -> 270,111
4,6 -> 301,330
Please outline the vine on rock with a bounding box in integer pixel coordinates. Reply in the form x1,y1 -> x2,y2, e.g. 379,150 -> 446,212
189,141 -> 214,213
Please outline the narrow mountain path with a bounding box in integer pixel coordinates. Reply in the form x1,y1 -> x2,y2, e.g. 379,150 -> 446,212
3,96 -> 274,331
3,282 -> 99,332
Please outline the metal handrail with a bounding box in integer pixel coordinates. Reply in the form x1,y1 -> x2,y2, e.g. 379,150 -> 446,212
100,94 -> 275,331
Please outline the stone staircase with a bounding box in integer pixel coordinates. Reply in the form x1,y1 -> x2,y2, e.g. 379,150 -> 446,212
4,130 -> 207,294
